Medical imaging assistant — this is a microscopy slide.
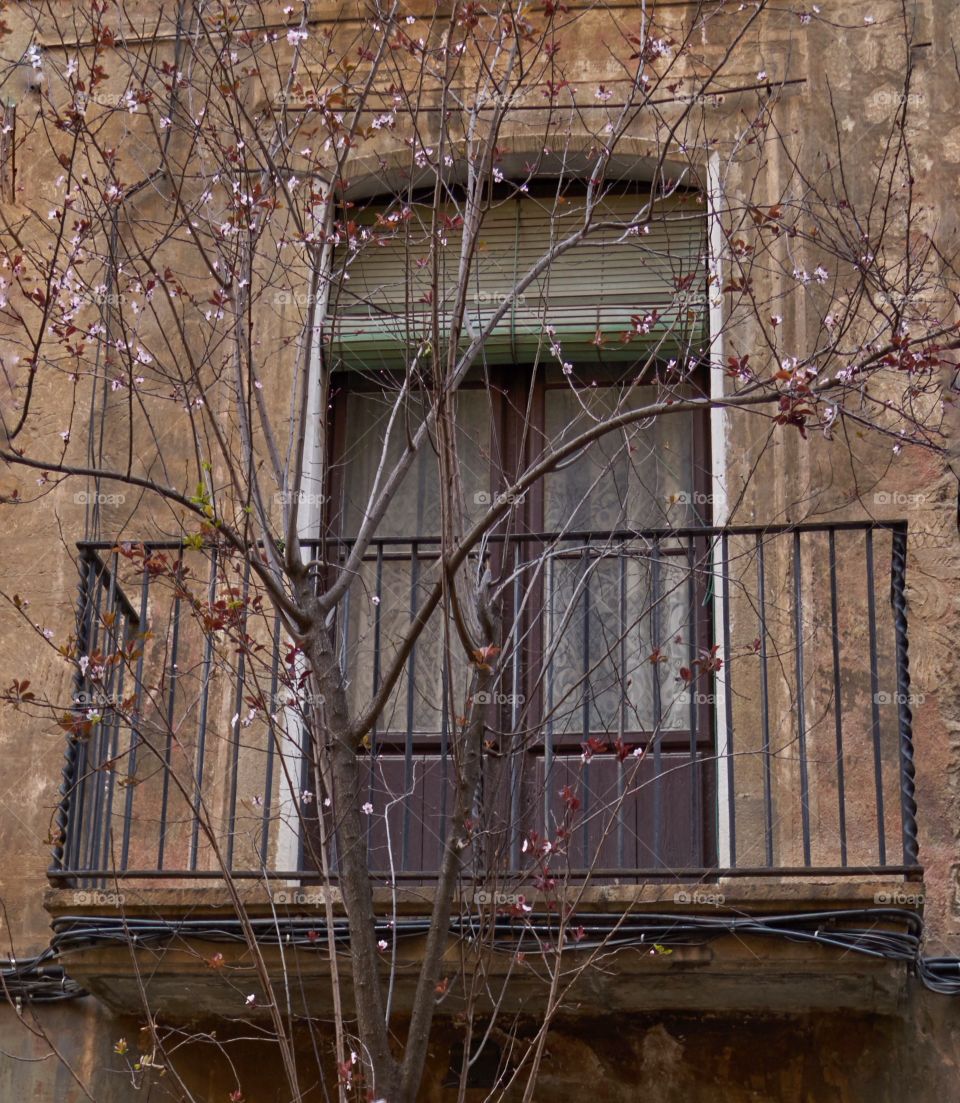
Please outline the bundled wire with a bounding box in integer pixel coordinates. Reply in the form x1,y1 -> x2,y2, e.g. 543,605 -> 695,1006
46,907 -> 925,960
916,957 -> 960,995
2,907 -> 956,1005
0,948 -> 88,1004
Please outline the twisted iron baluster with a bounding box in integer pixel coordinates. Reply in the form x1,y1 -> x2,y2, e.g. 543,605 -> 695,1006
48,552 -> 94,886
891,526 -> 919,868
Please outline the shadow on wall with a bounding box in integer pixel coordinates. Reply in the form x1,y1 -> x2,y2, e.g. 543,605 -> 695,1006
2,998 -> 959,1102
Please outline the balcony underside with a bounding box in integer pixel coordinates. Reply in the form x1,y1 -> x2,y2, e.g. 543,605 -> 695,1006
45,878 -> 922,1020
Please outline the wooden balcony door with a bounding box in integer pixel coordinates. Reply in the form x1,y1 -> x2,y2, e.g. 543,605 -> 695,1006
316,367 -> 714,880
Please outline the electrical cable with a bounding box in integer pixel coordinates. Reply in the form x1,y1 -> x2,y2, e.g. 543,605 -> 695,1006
4,907 -> 959,1005
0,947 -> 88,1004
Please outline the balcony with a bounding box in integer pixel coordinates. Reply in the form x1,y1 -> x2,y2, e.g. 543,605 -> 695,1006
45,521 -> 923,1018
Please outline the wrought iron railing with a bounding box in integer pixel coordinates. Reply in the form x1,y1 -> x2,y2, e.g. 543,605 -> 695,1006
49,521 -> 920,888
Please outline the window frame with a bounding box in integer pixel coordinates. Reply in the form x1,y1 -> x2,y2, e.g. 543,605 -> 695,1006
320,364 -> 717,875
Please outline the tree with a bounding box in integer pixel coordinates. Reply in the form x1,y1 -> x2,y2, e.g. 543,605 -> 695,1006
0,0 -> 954,1099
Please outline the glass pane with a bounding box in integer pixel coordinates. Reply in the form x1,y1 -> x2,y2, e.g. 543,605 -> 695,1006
540,384 -> 702,738
337,388 -> 493,737
339,388 -> 493,539
543,384 -> 701,531
542,547 -> 690,737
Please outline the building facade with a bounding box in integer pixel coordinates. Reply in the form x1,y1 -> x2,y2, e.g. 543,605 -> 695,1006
1,1 -> 959,1099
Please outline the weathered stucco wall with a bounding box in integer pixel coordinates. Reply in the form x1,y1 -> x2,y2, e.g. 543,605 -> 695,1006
0,1000 -> 958,1101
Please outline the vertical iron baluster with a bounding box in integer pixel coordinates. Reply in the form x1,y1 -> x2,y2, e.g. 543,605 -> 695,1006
225,560 -> 251,871
651,539 -> 663,869
367,542 -> 383,858
190,549 -> 218,870
828,530 -> 848,867
792,530 -> 812,865
156,579 -> 182,871
865,529 -> 887,865
99,552 -> 126,881
259,612 -> 282,868
437,540 -> 450,874
580,541 -> 591,865
891,525 -> 918,867
721,532 -> 736,868
402,542 -> 419,872
328,541 -> 349,878
338,549 -> 351,684
687,535 -> 701,865
544,551 -> 555,846
72,553 -> 102,880
84,556 -> 109,880
439,657 -> 450,871
510,544 -> 522,871
617,546 -> 626,873
50,553 -> 95,884
120,565 -> 149,872
756,535 -> 774,867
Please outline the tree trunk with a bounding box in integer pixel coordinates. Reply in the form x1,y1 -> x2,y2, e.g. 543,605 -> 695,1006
397,661 -> 493,1102
306,625 -> 401,1100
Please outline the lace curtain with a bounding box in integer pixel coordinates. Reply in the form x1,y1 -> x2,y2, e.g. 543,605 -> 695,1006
336,383 -> 703,741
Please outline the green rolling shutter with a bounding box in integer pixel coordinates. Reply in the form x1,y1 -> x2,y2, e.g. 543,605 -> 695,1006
327,191 -> 708,370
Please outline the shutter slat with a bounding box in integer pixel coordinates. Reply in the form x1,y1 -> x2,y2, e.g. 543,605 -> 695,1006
329,193 -> 707,369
